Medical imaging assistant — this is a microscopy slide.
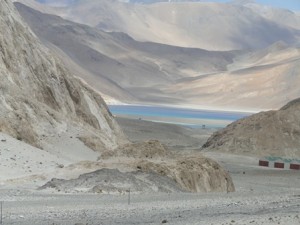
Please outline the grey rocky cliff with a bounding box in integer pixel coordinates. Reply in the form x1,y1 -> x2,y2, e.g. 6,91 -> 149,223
202,98 -> 300,157
0,0 -> 127,149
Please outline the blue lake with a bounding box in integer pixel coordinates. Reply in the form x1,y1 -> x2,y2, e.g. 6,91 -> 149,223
108,105 -> 252,128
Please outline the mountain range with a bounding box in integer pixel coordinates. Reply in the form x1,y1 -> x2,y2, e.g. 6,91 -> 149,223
14,0 -> 300,111
23,0 -> 300,51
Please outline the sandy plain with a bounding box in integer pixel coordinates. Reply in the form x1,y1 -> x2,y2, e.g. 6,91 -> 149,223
0,117 -> 299,225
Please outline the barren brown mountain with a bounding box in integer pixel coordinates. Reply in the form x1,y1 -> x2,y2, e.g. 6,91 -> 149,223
202,98 -> 300,157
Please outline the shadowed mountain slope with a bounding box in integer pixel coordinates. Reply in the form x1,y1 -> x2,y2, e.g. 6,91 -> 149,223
15,2 -> 237,104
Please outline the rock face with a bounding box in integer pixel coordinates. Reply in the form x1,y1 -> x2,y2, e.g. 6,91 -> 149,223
202,98 -> 300,157
0,0 -> 126,149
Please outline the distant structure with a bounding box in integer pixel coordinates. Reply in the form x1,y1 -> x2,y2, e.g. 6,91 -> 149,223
259,157 -> 300,170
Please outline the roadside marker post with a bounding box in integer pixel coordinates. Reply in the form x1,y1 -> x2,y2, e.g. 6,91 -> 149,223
128,189 -> 130,205
1,201 -> 3,225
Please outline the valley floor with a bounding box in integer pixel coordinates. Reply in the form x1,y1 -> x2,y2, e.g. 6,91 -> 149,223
0,118 -> 299,225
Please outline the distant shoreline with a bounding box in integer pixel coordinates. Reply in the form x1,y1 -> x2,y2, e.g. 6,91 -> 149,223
107,102 -> 261,114
108,104 -> 253,128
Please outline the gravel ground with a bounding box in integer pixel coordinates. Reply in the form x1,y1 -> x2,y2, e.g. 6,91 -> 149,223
0,189 -> 299,225
1,119 -> 299,225
1,154 -> 299,225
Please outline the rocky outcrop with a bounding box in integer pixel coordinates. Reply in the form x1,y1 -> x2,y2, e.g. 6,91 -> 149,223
0,0 -> 127,150
39,168 -> 185,194
40,151 -> 235,193
135,156 -> 235,193
202,98 -> 300,157
99,141 -> 235,193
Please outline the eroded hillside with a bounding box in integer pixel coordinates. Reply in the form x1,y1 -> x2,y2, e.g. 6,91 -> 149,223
0,0 -> 126,150
202,98 -> 300,157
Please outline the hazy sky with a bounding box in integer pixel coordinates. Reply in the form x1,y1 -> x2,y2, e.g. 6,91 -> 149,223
249,0 -> 300,11
207,0 -> 300,11
257,0 -> 300,11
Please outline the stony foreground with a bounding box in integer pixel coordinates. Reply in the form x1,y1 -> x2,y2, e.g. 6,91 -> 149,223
0,190 -> 299,225
1,152 -> 299,225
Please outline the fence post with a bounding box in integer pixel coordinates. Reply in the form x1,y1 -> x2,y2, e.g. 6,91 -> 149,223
1,201 -> 3,224
128,189 -> 130,205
